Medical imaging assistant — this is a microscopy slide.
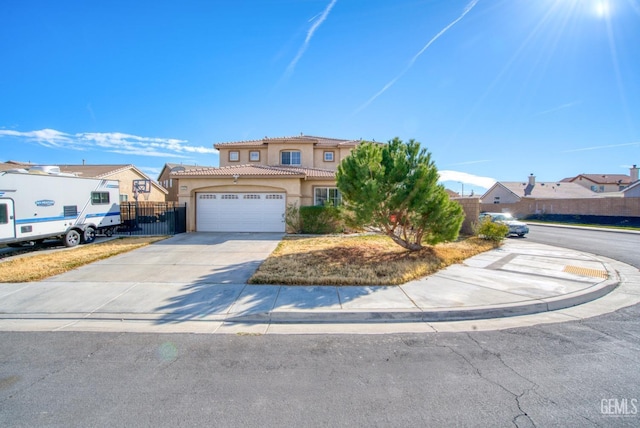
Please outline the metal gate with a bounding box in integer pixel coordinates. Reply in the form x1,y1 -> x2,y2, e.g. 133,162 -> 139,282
117,202 -> 186,236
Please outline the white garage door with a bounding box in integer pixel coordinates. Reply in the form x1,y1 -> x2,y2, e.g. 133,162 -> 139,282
196,192 -> 286,232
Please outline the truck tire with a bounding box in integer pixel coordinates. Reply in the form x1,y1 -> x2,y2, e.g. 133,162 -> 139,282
64,230 -> 81,247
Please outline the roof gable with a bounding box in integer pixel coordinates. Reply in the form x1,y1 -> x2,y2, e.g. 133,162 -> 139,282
564,173 -> 631,185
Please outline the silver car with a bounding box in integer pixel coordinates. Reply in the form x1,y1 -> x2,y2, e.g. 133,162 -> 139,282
479,212 -> 529,237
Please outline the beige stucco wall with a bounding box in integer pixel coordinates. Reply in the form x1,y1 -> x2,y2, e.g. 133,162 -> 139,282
106,169 -> 166,202
218,147 -> 267,167
483,186 -> 520,204
266,142 -> 315,168
573,179 -> 624,193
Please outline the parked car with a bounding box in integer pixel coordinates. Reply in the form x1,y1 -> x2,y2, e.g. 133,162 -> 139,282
479,212 -> 529,237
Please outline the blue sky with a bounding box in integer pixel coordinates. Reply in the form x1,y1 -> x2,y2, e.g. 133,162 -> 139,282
1,0 -> 639,195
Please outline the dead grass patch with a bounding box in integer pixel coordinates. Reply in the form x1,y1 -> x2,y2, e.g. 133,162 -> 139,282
0,237 -> 167,283
249,234 -> 500,286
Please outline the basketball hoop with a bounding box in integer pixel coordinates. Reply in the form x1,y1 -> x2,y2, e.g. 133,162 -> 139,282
132,179 -> 151,202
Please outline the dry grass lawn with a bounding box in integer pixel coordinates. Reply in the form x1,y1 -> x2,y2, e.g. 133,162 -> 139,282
0,237 -> 167,283
249,234 -> 501,286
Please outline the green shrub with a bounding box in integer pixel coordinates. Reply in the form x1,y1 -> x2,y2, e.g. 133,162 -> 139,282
474,217 -> 508,241
299,205 -> 344,234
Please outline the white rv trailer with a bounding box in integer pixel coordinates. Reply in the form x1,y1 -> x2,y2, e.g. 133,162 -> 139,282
0,170 -> 121,247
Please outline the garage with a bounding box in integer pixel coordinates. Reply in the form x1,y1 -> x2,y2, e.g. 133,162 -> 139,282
196,192 -> 286,232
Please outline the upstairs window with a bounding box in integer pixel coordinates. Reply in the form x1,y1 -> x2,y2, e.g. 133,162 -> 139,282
324,151 -> 334,162
281,151 -> 301,166
229,151 -> 240,162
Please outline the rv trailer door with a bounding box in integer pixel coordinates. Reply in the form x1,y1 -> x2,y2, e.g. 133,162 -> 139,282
0,199 -> 16,240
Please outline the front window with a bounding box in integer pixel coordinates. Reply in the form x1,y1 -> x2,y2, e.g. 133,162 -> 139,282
315,187 -> 341,206
229,151 -> 240,162
249,151 -> 260,162
324,151 -> 334,162
281,151 -> 301,165
120,194 -> 128,202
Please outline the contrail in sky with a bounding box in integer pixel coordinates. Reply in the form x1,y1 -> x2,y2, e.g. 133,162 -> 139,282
532,100 -> 581,117
562,142 -> 639,153
284,0 -> 337,79
355,0 -> 479,114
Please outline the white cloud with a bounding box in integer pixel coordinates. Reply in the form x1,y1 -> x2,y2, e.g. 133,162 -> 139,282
439,170 -> 496,189
0,129 -> 218,158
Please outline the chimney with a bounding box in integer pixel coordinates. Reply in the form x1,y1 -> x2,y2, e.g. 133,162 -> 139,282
528,173 -> 535,186
631,164 -> 639,183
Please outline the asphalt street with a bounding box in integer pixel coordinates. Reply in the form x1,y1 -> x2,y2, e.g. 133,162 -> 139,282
1,302 -> 639,427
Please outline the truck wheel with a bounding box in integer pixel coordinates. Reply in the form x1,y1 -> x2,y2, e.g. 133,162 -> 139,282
64,230 -> 81,247
83,227 -> 96,244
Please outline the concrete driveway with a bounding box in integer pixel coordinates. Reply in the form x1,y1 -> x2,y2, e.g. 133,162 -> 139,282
0,233 -> 283,331
52,232 -> 282,284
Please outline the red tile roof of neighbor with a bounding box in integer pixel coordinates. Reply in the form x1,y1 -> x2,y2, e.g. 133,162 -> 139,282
171,164 -> 336,179
213,134 -> 361,149
561,174 -> 631,185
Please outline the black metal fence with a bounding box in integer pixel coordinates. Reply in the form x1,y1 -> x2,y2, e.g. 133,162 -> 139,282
116,202 -> 186,236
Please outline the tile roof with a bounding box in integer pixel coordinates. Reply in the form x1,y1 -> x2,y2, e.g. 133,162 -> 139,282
171,164 -> 336,179
562,174 -> 631,185
55,164 -> 135,178
499,181 -> 597,199
213,134 -> 361,149
0,161 -> 33,172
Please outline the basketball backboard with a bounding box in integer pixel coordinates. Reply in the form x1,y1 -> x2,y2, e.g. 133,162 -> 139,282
132,179 -> 151,201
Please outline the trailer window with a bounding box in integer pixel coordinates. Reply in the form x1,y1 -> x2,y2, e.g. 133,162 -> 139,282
91,192 -> 110,205
0,204 -> 7,224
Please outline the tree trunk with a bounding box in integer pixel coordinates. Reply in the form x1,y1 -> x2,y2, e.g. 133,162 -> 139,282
386,232 -> 423,251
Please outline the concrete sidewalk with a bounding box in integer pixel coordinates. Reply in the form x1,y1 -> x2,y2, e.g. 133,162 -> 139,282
0,236 -> 639,334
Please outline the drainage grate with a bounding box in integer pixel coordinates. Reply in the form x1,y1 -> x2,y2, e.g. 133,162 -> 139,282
563,265 -> 608,279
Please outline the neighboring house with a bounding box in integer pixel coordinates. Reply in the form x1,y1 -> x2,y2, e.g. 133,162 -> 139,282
623,180 -> 640,198
158,163 -> 213,202
561,165 -> 639,193
482,174 -> 597,205
172,135 -> 363,232
0,161 -> 33,172
55,164 -> 167,202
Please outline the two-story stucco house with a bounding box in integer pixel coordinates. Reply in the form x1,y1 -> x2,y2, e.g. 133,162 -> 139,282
559,165 -> 639,193
172,135 -> 363,232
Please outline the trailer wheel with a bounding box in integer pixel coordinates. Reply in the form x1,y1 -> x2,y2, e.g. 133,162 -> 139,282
104,227 -> 114,237
83,227 -> 96,244
63,230 -> 81,247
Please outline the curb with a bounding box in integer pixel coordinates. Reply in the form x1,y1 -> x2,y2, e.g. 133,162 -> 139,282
228,277 -> 621,324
